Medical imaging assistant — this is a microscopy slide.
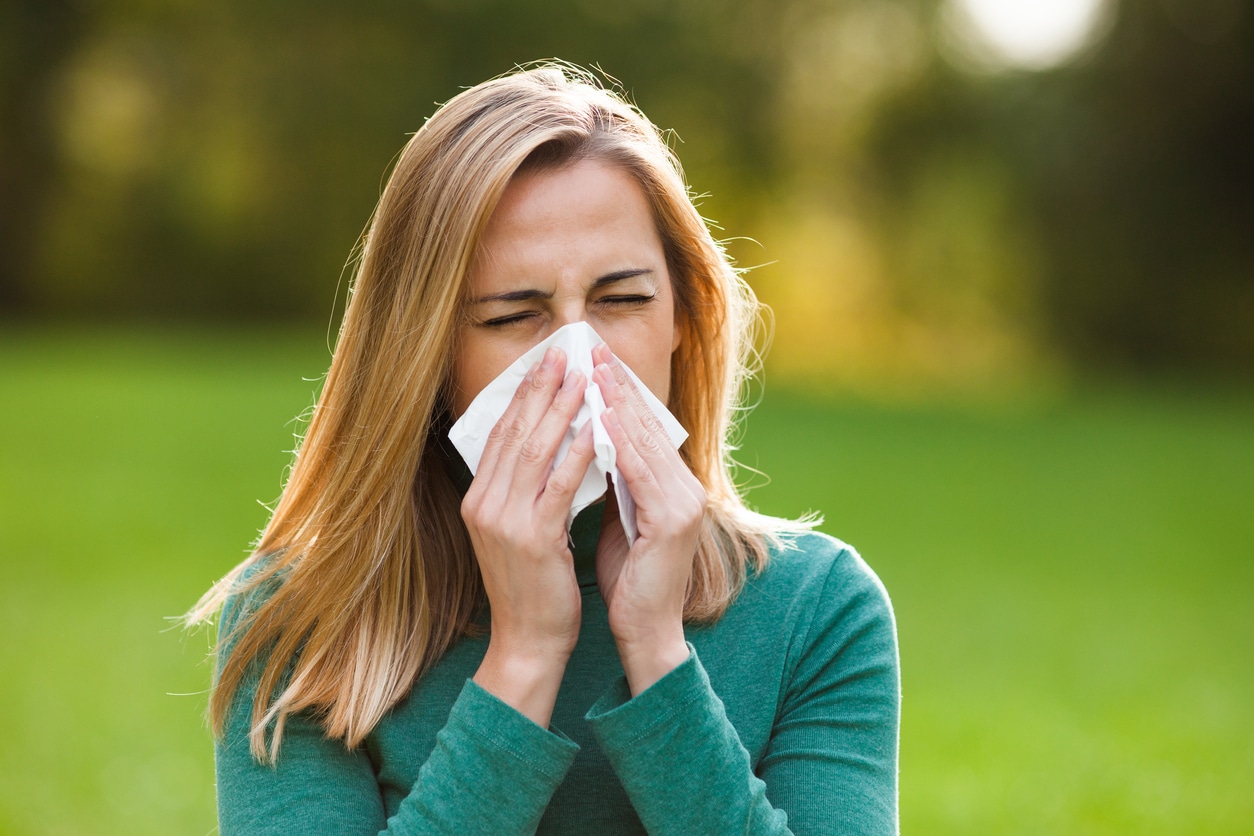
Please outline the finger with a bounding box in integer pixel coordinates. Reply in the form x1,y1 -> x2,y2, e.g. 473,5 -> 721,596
473,355 -> 546,488
511,369 -> 588,493
592,354 -> 682,474
536,420 -> 597,521
593,356 -> 702,501
601,406 -> 706,541
599,406 -> 667,507
475,346 -> 566,489
591,344 -> 669,438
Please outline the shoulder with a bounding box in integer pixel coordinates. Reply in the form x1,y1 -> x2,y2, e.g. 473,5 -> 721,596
213,554 -> 301,738
216,553 -> 288,668
730,530 -> 897,675
752,531 -> 899,705
752,530 -> 894,621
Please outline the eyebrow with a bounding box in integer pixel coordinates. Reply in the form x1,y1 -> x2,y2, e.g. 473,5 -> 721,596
471,268 -> 654,305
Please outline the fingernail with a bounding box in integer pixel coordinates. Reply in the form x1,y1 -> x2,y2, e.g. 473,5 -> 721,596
542,346 -> 560,370
603,407 -> 620,429
562,370 -> 583,392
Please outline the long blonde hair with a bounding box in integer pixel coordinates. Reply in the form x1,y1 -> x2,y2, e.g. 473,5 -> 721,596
189,62 -> 804,762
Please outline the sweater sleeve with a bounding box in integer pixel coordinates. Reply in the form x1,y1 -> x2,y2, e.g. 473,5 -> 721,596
213,596 -> 579,835
585,648 -> 791,834
584,547 -> 900,835
759,549 -> 900,834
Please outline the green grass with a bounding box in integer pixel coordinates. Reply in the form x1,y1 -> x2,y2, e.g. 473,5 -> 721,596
738,386 -> 1254,834
2,326 -> 1251,834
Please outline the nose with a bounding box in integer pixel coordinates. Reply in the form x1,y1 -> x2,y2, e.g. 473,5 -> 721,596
549,300 -> 590,335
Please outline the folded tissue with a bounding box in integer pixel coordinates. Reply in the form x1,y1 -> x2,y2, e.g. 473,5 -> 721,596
448,321 -> 688,544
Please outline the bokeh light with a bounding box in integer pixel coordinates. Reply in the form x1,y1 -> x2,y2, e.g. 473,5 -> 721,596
944,0 -> 1114,71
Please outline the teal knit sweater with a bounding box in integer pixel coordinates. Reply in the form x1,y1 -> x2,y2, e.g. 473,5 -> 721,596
214,504 -> 900,834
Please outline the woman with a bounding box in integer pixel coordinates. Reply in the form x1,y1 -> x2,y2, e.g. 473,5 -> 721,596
190,63 -> 899,834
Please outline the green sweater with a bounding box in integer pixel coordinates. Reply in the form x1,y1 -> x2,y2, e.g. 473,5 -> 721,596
215,505 -> 900,834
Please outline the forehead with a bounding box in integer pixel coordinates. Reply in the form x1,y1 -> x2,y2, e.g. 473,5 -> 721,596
468,160 -> 665,290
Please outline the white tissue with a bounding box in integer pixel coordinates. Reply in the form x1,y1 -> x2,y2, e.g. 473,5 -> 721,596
448,321 -> 687,544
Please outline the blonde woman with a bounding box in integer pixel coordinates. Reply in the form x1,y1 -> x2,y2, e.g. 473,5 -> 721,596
191,63 -> 900,835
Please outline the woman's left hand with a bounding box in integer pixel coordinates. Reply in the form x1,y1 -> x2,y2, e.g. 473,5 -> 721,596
591,342 -> 706,696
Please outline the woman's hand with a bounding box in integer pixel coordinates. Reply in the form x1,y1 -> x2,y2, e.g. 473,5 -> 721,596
462,346 -> 597,727
591,342 -> 706,697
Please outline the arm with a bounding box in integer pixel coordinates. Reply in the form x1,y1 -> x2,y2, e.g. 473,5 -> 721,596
585,648 -> 790,834
589,346 -> 899,831
215,349 -> 595,835
757,551 -> 900,834
214,621 -> 580,836
461,346 -> 596,728
586,551 -> 900,835
589,344 -> 703,695
215,694 -> 384,835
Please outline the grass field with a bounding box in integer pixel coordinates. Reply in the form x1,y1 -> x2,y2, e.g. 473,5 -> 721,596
2,326 -> 1251,835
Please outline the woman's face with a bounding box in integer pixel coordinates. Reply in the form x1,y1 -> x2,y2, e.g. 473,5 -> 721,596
452,159 -> 681,417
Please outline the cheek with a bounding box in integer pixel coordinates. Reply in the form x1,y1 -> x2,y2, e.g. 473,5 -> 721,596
451,341 -> 498,418
450,364 -> 472,419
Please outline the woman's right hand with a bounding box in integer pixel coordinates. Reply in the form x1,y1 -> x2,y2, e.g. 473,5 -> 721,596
461,346 -> 597,728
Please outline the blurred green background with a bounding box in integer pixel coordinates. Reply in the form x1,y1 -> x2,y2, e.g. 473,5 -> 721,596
1,0 -> 1251,833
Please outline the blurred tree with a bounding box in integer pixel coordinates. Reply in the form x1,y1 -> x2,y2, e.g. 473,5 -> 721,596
4,0 -> 793,320
0,0 -> 93,311
869,0 -> 1254,372
1038,0 -> 1254,370
1,0 -> 1250,376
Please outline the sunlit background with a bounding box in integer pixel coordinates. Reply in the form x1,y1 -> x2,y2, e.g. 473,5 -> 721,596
2,0 -> 1251,833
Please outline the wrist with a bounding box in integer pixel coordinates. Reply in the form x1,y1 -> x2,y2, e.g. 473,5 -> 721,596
473,640 -> 571,728
616,631 -> 690,697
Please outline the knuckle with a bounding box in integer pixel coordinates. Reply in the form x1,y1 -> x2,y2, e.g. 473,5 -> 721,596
529,365 -> 552,392
688,483 -> 708,516
461,496 -> 485,527
635,402 -> 665,435
546,469 -> 573,496
518,437 -> 547,465
515,372 -> 541,399
500,420 -> 528,448
636,430 -> 663,458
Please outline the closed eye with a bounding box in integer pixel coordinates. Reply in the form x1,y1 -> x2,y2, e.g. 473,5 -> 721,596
480,312 -> 539,328
598,294 -> 655,307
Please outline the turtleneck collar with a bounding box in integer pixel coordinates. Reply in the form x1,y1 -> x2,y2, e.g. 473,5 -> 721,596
568,499 -> 604,590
